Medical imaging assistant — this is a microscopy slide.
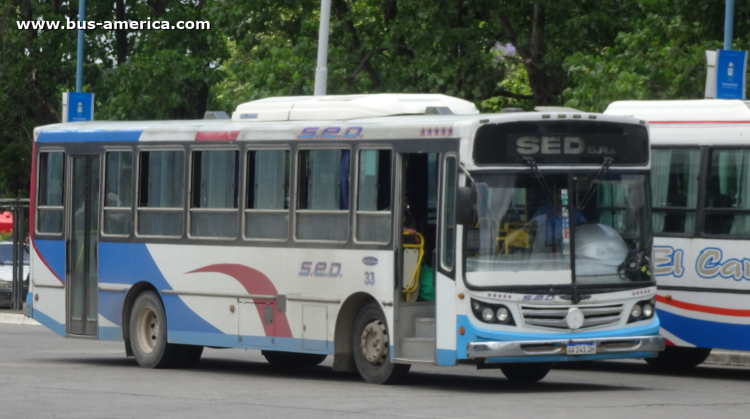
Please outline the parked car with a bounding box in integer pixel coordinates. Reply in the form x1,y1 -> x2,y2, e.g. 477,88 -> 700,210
0,242 -> 30,309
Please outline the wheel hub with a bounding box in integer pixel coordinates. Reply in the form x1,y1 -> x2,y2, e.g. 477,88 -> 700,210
136,307 -> 158,354
360,319 -> 388,366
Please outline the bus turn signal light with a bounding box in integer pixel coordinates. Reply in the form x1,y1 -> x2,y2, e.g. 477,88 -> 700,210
459,327 -> 465,335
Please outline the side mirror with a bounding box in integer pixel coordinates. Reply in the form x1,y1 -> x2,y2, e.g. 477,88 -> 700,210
455,186 -> 477,226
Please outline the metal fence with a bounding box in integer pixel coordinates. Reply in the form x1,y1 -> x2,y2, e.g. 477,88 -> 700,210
0,199 -> 30,311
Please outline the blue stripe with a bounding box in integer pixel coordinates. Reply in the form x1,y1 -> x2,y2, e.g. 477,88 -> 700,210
34,240 -> 66,283
98,326 -> 123,341
32,309 -> 65,337
456,314 -> 660,360
170,331 -> 334,354
658,308 -> 750,350
37,130 -> 142,143
437,349 -> 457,366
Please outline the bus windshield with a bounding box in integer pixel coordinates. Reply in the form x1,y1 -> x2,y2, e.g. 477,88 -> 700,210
464,172 -> 652,288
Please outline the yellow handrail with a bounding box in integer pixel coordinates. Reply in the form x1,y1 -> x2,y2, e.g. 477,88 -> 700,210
402,231 -> 424,301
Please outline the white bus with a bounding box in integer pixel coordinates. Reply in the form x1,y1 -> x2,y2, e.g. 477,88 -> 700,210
606,99 -> 750,367
27,94 -> 663,384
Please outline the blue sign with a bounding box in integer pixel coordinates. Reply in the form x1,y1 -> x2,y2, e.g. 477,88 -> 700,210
716,50 -> 747,99
65,92 -> 94,122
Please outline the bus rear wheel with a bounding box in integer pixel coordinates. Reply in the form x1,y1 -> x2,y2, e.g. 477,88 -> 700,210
262,351 -> 327,368
352,301 -> 410,384
645,346 -> 711,369
129,291 -> 179,369
500,363 -> 552,383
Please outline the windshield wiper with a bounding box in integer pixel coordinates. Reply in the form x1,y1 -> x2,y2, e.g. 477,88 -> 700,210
577,156 -> 614,211
523,157 -> 556,205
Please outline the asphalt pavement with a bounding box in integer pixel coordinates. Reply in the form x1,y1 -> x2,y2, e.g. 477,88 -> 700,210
3,321 -> 750,418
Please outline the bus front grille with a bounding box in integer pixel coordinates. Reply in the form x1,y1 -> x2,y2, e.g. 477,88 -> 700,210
520,303 -> 623,330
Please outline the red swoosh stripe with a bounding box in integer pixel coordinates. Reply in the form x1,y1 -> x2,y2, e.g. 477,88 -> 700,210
656,295 -> 750,317
187,264 -> 292,338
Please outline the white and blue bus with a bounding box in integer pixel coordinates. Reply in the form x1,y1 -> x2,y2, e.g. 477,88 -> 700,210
27,94 -> 663,384
606,99 -> 750,367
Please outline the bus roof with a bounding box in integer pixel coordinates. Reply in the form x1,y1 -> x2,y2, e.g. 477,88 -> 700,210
33,94 -> 644,147
604,99 -> 750,123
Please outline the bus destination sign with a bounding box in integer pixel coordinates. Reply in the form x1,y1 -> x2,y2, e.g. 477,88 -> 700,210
473,120 -> 649,166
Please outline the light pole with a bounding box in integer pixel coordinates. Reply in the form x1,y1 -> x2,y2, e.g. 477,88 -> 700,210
75,0 -> 86,92
314,0 -> 331,96
724,0 -> 734,50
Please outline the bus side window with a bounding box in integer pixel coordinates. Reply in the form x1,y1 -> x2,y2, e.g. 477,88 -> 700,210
103,151 -> 133,236
651,147 -> 701,235
704,148 -> 750,236
356,149 -> 392,243
189,149 -> 239,239
296,149 -> 350,241
37,151 -> 65,234
245,149 -> 290,240
137,150 -> 185,237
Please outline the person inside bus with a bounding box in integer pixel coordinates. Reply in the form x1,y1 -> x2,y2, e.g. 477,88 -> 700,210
531,189 -> 585,251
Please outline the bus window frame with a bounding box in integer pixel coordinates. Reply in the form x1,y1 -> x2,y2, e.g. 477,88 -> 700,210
439,153 -> 458,277
243,146 -> 292,243
187,146 -> 241,241
294,146 -> 353,244
134,146 -> 187,240
352,145 -> 394,246
700,145 -> 750,240
101,147 -> 135,238
35,148 -> 67,238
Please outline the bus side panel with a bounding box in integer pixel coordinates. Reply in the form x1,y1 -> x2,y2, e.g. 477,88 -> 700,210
435,270 -> 457,365
654,237 -> 750,350
29,239 -> 66,337
98,242 -> 228,345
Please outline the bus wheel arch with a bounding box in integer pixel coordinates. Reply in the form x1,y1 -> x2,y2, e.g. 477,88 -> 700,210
332,292 -> 377,372
122,281 -> 160,357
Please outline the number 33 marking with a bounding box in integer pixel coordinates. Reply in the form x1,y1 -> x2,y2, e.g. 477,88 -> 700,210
365,272 -> 375,285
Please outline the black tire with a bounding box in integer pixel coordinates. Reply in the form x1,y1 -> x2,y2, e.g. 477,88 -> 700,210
262,351 -> 327,368
352,301 -> 410,384
129,291 -> 179,369
645,346 -> 711,369
174,345 -> 204,368
500,363 -> 552,383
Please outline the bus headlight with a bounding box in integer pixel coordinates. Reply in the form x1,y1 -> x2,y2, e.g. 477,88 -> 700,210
470,298 -> 515,326
482,308 -> 495,322
627,298 -> 656,323
496,307 -> 509,322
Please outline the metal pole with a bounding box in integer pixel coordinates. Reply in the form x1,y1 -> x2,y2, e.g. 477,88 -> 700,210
314,0 -> 331,96
75,0 -> 86,92
724,0 -> 734,50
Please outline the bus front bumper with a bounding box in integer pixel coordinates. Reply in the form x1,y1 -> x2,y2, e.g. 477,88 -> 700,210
466,335 -> 665,359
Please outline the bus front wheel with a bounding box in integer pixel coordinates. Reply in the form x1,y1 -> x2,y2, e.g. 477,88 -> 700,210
500,362 -> 552,383
352,301 -> 410,384
129,291 -> 179,369
645,346 -> 711,369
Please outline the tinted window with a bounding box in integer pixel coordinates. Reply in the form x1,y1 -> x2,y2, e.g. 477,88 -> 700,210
296,149 -> 350,241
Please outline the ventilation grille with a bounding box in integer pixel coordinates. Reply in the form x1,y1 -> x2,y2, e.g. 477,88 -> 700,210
520,303 -> 623,330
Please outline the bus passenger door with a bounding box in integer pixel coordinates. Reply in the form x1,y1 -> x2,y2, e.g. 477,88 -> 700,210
66,155 -> 100,336
394,152 -> 438,362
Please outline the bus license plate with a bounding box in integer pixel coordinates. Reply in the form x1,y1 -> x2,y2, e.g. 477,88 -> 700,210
567,342 -> 596,355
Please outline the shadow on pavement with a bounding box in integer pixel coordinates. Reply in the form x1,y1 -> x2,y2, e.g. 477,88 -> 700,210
557,360 -> 750,381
